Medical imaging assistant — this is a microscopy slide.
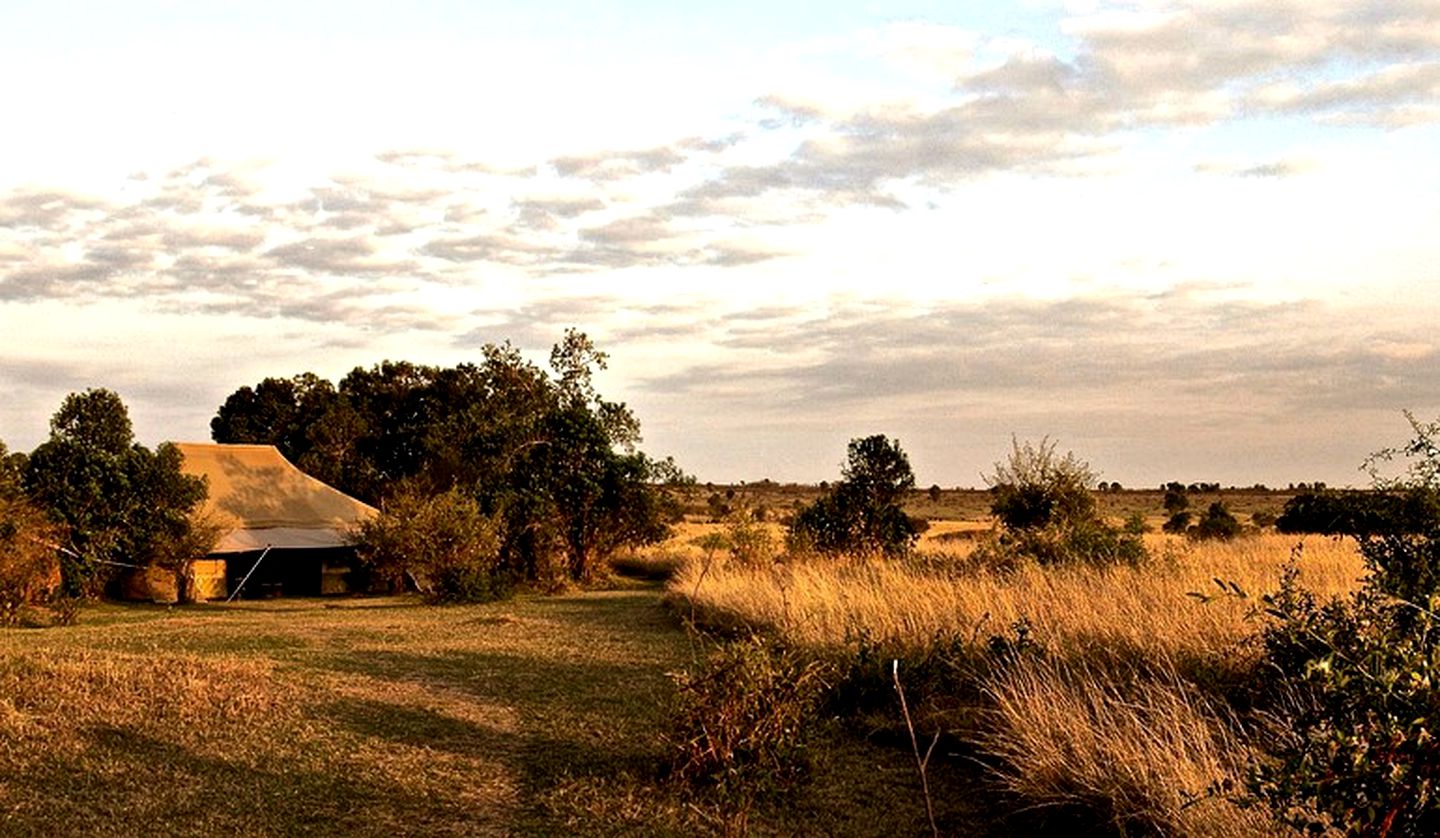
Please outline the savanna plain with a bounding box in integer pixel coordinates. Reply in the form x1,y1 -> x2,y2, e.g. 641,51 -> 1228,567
0,487 -> 1369,837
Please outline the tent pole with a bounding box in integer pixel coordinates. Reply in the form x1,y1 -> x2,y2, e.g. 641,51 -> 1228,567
226,545 -> 273,603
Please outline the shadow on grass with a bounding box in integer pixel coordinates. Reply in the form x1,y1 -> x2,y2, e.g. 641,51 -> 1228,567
0,724 -> 509,838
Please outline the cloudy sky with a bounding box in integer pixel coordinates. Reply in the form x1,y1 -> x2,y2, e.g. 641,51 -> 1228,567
2,1 -> 1438,488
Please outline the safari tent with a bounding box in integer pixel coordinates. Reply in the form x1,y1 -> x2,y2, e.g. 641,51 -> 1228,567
175,442 -> 378,599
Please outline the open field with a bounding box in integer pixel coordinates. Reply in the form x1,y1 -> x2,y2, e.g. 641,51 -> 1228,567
0,579 -> 1004,837
667,533 -> 1368,836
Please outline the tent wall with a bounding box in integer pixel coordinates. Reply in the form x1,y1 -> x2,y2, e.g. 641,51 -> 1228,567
193,559 -> 228,600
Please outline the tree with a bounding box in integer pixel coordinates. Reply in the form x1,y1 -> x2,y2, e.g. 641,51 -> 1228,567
212,331 -> 674,586
24,390 -> 211,597
788,435 -> 921,558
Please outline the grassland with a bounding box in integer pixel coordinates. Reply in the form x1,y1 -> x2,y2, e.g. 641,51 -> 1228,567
0,577 -> 1009,837
667,532 -> 1366,835
1,485 -> 1360,836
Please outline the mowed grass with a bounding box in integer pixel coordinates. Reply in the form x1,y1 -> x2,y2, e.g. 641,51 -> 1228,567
0,579 -> 995,837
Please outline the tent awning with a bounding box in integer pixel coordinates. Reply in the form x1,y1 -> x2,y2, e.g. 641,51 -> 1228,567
211,526 -> 356,553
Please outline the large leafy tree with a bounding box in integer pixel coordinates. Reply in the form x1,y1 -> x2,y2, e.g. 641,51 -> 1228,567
789,435 -> 921,558
212,330 -> 674,583
23,389 -> 210,596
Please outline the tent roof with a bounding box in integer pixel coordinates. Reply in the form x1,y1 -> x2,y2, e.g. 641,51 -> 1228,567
175,442 -> 378,553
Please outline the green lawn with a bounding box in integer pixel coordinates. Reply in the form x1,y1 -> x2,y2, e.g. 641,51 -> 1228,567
0,583 -> 999,836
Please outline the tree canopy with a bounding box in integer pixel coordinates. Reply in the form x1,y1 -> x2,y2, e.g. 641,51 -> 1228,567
788,435 -> 921,558
23,389 -> 211,596
211,331 -> 675,583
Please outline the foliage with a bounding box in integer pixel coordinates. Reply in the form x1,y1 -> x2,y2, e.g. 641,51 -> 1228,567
787,435 -> 922,558
986,437 -> 1097,531
1252,414 -> 1440,834
725,507 -> 777,567
1163,489 -> 1189,515
0,494 -> 63,624
668,636 -> 833,809
213,330 -> 675,585
22,390 -> 210,597
0,439 -> 25,498
981,437 -> 1145,567
1190,501 -> 1242,541
1277,489 -> 1440,537
975,516 -> 1148,569
1161,511 -> 1192,534
353,487 -> 508,603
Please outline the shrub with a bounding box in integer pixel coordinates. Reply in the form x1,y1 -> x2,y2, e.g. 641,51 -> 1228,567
353,487 -> 508,603
1190,502 -> 1241,541
975,517 -> 1147,569
668,636 -> 833,807
725,507 -> 777,567
0,495 -> 63,625
1162,511 -> 1192,534
1252,414 -> 1440,834
986,437 -> 1097,530
981,437 -> 1145,567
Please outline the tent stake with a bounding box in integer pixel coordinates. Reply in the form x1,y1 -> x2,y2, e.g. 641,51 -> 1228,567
226,545 -> 273,603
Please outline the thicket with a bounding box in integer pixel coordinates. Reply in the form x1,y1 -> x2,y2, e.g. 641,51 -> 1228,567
213,330 -> 680,585
978,437 -> 1145,567
1251,414 -> 1440,834
1276,488 -> 1440,536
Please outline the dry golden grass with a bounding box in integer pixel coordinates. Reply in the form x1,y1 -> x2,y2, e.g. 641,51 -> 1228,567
979,658 -> 1273,837
670,534 -> 1362,668
665,533 -> 1366,836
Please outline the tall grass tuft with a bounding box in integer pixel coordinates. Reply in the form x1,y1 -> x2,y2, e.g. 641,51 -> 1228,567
979,658 -> 1272,836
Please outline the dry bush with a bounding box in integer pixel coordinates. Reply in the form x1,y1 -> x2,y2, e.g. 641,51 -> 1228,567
0,496 -> 63,623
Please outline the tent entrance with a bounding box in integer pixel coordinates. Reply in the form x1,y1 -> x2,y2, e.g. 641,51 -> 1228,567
223,547 -> 358,599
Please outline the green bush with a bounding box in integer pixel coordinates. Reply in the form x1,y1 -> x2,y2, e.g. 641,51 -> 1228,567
353,487 -> 509,603
725,507 -> 777,566
1190,502 -> 1241,541
980,437 -> 1145,567
1162,511 -> 1191,534
987,437 -> 1097,530
1251,415 -> 1440,834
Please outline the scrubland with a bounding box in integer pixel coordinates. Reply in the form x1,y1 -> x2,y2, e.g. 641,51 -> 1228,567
668,532 -> 1366,836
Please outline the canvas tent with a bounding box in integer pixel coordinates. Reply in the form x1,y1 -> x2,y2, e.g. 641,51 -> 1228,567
175,442 -> 378,598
